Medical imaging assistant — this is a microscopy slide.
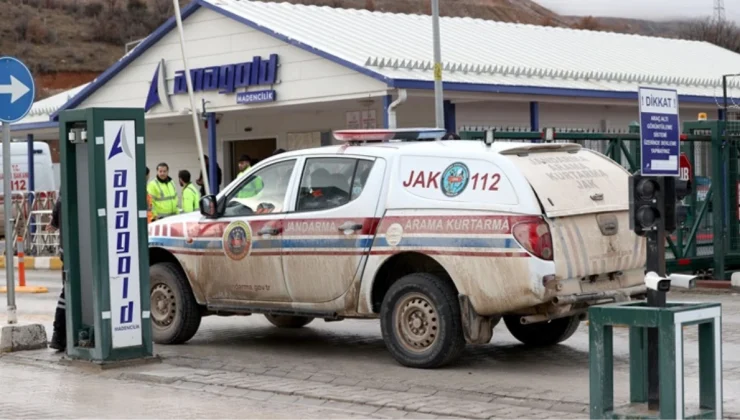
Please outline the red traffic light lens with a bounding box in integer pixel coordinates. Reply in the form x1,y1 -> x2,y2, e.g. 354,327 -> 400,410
636,179 -> 658,200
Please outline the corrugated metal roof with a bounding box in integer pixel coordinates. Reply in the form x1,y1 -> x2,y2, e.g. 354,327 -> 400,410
205,0 -> 740,98
17,83 -> 90,124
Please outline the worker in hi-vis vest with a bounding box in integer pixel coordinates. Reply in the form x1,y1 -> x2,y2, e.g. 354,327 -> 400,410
236,154 -> 252,178
178,169 -> 201,213
234,154 -> 265,199
147,162 -> 178,220
145,166 -> 153,223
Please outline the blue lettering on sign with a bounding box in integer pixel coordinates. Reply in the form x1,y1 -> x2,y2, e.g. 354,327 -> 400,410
172,55 -> 278,95
111,167 -> 135,325
644,95 -> 674,108
145,54 -> 279,112
236,90 -> 277,105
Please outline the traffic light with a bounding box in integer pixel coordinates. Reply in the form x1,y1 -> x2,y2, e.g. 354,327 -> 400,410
629,175 -> 678,236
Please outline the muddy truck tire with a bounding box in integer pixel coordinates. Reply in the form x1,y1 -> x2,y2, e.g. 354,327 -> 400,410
380,273 -> 466,369
150,262 -> 202,344
264,314 -> 314,328
503,314 -> 580,346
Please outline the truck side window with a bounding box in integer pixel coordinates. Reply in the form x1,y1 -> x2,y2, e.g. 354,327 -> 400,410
223,159 -> 295,217
296,157 -> 374,212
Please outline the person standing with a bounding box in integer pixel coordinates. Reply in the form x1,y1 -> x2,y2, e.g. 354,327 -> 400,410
146,166 -> 153,224
146,163 -> 178,220
47,193 -> 65,351
196,155 -> 222,196
236,155 -> 252,179
179,170 -> 201,213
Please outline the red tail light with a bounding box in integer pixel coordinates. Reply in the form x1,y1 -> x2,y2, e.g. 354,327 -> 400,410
512,218 -> 553,261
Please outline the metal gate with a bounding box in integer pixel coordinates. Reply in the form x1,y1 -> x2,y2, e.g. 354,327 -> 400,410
459,120 -> 736,280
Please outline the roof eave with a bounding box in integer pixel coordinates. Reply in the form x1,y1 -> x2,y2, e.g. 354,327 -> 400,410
389,79 -> 731,105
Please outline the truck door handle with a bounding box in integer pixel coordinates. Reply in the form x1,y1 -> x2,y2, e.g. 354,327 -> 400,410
338,221 -> 363,232
258,226 -> 281,236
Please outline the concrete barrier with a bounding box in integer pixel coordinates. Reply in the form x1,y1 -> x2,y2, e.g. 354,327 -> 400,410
0,324 -> 48,353
0,256 -> 62,270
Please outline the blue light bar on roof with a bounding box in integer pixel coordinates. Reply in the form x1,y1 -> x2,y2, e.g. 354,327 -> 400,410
333,128 -> 447,142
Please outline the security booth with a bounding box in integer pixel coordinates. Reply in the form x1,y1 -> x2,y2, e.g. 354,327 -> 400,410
58,107 -> 153,363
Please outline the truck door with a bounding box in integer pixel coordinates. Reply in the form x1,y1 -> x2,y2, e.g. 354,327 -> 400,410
198,158 -> 298,304
282,156 -> 385,303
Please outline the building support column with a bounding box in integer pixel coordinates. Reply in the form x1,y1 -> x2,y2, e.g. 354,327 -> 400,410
530,101 -> 540,131
207,113 -> 218,195
444,100 -> 456,134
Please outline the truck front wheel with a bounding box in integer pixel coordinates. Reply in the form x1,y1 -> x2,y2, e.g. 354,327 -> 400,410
503,315 -> 580,346
150,262 -> 202,345
380,273 -> 465,369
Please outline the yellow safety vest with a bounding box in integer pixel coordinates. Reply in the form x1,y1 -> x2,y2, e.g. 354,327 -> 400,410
146,178 -> 178,218
237,167 -> 250,178
181,183 -> 201,213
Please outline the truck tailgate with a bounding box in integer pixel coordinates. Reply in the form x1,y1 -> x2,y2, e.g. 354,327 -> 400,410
503,145 -> 645,280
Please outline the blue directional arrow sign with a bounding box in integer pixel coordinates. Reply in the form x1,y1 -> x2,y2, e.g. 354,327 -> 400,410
0,56 -> 35,123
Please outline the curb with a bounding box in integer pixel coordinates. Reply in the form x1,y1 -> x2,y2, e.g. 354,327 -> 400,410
0,256 -> 62,270
696,280 -> 732,289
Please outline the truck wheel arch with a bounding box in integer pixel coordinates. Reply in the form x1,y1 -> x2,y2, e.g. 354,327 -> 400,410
370,251 -> 459,313
148,247 -> 206,305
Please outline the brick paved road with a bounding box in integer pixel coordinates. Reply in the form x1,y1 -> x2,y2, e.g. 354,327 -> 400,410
3,272 -> 740,418
0,359 -> 386,419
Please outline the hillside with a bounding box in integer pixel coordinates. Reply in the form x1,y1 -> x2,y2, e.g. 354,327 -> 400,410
0,0 -> 703,101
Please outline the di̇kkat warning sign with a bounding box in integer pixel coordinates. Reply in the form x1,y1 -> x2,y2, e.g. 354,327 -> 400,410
639,87 -> 680,177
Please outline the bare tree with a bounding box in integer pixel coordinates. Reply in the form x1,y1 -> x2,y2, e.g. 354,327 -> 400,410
151,0 -> 173,19
678,17 -> 740,54
572,16 -> 603,31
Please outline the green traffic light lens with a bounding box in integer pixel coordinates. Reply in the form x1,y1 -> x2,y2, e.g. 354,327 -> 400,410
636,179 -> 657,200
637,205 -> 657,228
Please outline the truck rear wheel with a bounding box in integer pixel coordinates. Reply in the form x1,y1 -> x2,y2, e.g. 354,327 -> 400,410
150,262 -> 202,345
503,315 -> 580,346
264,314 -> 314,328
380,273 -> 465,369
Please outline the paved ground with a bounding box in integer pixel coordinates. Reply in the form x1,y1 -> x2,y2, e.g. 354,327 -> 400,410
2,270 -> 740,419
0,361 -> 387,419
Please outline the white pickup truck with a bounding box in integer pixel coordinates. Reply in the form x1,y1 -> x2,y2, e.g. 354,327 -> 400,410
148,128 -> 647,369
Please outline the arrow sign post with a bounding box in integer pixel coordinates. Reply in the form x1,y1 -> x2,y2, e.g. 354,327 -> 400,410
0,76 -> 31,105
0,56 -> 35,325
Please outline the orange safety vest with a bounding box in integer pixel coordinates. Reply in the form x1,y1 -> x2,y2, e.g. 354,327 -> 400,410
146,194 -> 153,223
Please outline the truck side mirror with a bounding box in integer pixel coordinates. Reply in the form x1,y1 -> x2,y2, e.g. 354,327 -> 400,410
200,195 -> 219,218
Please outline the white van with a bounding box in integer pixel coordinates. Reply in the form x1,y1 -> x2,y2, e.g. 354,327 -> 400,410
0,141 -> 56,237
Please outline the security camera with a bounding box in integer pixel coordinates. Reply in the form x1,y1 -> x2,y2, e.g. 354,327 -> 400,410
645,271 -> 671,292
668,273 -> 697,290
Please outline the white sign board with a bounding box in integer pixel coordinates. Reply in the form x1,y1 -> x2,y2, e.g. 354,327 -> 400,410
104,120 -> 143,348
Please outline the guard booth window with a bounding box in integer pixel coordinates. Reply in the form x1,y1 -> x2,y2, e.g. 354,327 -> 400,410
296,157 -> 374,212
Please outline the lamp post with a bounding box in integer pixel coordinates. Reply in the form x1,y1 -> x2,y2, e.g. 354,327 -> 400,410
431,0 -> 444,129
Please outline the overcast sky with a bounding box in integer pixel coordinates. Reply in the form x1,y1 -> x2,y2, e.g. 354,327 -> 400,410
535,0 -> 740,22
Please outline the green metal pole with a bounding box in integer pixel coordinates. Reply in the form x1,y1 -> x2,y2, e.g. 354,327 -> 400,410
687,138 -> 698,258
629,122 -> 641,173
711,120 -> 726,279
728,140 -> 739,254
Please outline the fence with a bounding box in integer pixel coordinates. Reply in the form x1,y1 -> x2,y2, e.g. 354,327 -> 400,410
0,191 -> 60,256
459,119 -> 738,280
